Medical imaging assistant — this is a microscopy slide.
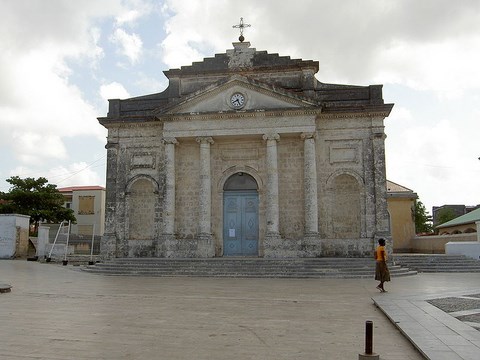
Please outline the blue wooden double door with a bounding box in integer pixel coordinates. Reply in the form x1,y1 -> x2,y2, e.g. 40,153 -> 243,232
223,191 -> 259,256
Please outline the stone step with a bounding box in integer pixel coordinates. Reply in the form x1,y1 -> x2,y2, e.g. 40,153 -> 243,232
81,258 -> 416,278
392,254 -> 480,272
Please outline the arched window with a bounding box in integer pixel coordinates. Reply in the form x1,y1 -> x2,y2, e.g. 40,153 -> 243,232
128,178 -> 155,240
223,172 -> 258,191
331,174 -> 361,238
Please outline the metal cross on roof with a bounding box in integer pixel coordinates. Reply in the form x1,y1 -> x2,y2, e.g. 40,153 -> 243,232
232,17 -> 251,42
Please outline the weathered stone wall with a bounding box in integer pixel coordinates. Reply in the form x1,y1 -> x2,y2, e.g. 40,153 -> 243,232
127,178 -> 156,240
100,113 -> 389,258
0,214 -> 30,258
101,124 -> 164,258
175,140 -> 200,240
411,233 -> 477,254
277,136 -> 304,240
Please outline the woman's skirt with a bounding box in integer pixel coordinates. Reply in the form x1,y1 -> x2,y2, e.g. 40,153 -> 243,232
375,261 -> 391,282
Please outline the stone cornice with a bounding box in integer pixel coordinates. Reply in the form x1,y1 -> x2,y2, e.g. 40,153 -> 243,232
104,121 -> 161,130
99,104 -> 392,126
320,103 -> 394,119
159,107 -> 321,122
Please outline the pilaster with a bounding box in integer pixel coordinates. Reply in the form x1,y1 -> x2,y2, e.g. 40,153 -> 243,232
372,130 -> 389,237
101,141 -> 119,259
162,137 -> 178,255
262,133 -> 280,236
196,136 -> 214,257
301,132 -> 320,256
262,133 -> 282,256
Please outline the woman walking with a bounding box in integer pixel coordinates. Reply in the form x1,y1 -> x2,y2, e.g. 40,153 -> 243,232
375,238 -> 390,292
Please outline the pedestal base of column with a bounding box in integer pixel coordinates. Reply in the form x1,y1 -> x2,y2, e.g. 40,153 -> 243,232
117,239 -> 130,258
197,233 -> 215,258
164,234 -> 204,258
301,232 -> 321,258
163,233 -> 178,258
154,237 -> 165,257
263,233 -> 299,258
100,233 -> 117,260
264,233 -> 281,258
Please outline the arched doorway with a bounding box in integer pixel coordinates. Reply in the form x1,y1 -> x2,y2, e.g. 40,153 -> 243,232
223,172 -> 259,256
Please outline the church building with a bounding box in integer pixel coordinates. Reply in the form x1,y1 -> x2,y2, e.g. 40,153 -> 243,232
98,32 -> 393,259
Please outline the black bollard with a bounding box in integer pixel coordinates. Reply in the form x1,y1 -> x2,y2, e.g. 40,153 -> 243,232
365,320 -> 373,354
359,320 -> 379,359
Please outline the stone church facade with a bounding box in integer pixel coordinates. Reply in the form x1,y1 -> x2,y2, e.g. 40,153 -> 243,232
98,41 -> 393,259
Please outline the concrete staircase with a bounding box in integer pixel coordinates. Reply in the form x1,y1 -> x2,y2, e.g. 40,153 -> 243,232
81,257 -> 416,278
392,254 -> 480,273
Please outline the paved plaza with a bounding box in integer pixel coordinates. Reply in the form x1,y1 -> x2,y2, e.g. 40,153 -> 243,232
1,260 -> 479,359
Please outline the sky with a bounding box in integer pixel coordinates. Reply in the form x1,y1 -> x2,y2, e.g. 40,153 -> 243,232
1,0 -> 479,215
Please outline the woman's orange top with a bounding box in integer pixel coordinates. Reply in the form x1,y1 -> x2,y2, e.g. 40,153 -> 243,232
375,245 -> 387,262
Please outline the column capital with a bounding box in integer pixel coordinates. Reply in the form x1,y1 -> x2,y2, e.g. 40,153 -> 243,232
196,136 -> 214,145
162,137 -> 178,145
301,132 -> 316,140
262,133 -> 280,142
105,141 -> 119,149
370,132 -> 387,140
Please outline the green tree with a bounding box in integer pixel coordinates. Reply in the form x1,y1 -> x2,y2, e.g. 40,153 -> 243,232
413,200 -> 433,234
0,176 -> 75,233
435,208 -> 457,226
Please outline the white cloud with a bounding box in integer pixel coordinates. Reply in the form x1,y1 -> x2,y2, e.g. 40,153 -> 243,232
375,34 -> 480,98
160,0 -> 234,68
0,46 -> 104,165
0,0 -> 121,180
11,132 -> 67,165
134,74 -> 167,94
10,162 -> 105,188
116,10 -> 142,25
115,0 -> 155,26
161,0 -> 480,98
386,104 -> 480,211
110,28 -> 143,64
100,82 -> 131,101
50,162 -> 105,188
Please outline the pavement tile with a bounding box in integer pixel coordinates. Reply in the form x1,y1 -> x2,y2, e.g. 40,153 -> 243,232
436,334 -> 473,346
373,279 -> 480,360
3,261 -> 480,360
0,260 -> 424,360
421,350 -> 464,360
449,345 -> 480,360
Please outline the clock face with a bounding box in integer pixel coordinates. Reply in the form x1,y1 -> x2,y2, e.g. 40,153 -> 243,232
230,93 -> 245,108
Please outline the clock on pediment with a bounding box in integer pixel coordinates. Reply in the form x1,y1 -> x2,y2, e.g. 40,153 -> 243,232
230,92 -> 245,109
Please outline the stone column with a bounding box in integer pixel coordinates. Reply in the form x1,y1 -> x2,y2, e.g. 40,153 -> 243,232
372,129 -> 391,247
196,136 -> 214,257
101,141 -> 119,259
301,132 -> 319,235
262,133 -> 281,257
162,137 -> 178,256
301,132 -> 320,257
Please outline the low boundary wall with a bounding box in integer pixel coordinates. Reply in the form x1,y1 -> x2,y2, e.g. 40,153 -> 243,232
409,233 -> 477,254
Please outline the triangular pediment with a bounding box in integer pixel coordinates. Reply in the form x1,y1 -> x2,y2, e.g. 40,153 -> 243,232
155,75 -> 319,116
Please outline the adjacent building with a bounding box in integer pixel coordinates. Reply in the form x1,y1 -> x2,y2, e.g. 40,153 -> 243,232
436,207 -> 480,235
386,180 -> 417,252
432,204 -> 480,226
58,186 -> 105,237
